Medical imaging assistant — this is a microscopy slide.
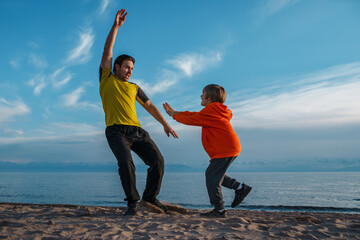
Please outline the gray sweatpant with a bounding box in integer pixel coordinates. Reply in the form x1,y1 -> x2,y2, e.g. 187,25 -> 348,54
205,156 -> 241,210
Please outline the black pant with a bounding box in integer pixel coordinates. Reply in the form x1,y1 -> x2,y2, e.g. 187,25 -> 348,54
205,156 -> 241,210
106,124 -> 164,204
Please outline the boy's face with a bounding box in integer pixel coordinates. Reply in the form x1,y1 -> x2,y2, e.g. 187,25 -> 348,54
201,91 -> 212,106
115,60 -> 133,82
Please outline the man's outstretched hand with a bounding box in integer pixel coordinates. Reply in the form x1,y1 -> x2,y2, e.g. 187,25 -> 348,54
164,124 -> 179,139
114,9 -> 128,28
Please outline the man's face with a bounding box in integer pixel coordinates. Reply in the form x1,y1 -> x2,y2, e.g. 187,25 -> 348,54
116,60 -> 133,81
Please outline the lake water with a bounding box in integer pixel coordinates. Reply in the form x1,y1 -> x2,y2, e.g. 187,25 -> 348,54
1,172 -> 359,213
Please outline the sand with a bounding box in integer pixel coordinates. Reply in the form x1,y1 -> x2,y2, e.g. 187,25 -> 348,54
1,202 -> 359,239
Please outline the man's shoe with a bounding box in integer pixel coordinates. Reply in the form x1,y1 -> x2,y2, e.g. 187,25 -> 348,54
200,209 -> 227,218
124,203 -> 139,216
149,199 -> 168,212
231,184 -> 252,208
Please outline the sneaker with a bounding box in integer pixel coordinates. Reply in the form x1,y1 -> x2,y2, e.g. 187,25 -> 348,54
231,184 -> 252,208
124,203 -> 139,216
200,209 -> 227,218
147,199 -> 168,212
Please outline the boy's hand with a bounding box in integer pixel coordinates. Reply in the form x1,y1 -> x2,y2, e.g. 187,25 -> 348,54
114,9 -> 128,28
163,102 -> 178,117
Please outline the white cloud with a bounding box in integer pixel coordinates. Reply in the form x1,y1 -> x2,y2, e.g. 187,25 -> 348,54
61,86 -> 101,111
33,82 -> 47,96
131,51 -> 222,97
66,28 -> 95,64
9,59 -> 20,69
167,51 -> 222,77
99,0 -> 110,15
256,0 -> 299,24
229,62 -> 360,129
0,98 -> 30,124
55,75 -> 73,88
28,74 -> 47,96
132,70 -> 179,96
51,67 -> 73,88
28,41 -> 40,49
28,53 -> 48,68
40,122 -> 103,137
4,128 -> 24,136
0,121 -> 103,145
62,87 -> 85,107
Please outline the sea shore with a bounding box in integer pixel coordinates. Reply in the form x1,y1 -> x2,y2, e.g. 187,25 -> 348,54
1,202 -> 359,239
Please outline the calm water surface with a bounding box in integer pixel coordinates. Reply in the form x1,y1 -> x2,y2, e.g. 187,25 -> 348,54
1,172 -> 359,213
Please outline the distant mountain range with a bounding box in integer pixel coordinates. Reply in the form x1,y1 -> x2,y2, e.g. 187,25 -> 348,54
1,159 -> 359,172
0,161 -> 203,173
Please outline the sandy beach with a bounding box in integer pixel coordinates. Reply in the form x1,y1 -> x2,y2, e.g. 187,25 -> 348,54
0,202 -> 359,239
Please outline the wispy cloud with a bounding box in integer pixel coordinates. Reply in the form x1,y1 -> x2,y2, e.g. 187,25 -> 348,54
133,51 -> 223,96
132,70 -> 179,96
62,87 -> 85,107
61,86 -> 101,110
0,98 -> 30,124
4,128 -> 24,136
99,0 -> 111,15
229,62 -> 360,129
167,51 -> 222,77
0,123 -> 103,145
51,67 -> 73,88
28,41 -> 40,49
38,122 -> 103,137
256,0 -> 299,24
66,28 -> 95,64
28,53 -> 48,68
9,59 -> 20,69
28,74 -> 46,96
55,74 -> 73,88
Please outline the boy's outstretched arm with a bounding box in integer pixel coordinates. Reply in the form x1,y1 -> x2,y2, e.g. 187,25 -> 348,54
100,9 -> 128,69
163,102 -> 208,127
143,101 -> 179,138
163,102 -> 180,117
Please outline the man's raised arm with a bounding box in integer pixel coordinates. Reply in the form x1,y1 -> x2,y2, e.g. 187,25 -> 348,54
100,9 -> 128,69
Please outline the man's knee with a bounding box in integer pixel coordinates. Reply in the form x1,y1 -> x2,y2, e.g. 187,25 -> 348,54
117,155 -> 135,171
151,154 -> 164,171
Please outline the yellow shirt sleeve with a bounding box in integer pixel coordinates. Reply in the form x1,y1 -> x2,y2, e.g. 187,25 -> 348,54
99,67 -> 112,83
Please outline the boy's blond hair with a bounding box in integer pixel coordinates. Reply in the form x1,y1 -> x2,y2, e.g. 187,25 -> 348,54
203,84 -> 227,103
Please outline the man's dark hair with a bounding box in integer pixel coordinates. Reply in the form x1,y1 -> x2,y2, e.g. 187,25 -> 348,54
113,54 -> 135,73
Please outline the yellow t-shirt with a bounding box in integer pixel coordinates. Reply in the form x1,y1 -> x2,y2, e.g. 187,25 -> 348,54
99,67 -> 149,127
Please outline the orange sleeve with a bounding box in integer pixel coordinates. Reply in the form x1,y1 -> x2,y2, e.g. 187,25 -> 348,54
178,111 -> 196,116
173,109 -> 212,127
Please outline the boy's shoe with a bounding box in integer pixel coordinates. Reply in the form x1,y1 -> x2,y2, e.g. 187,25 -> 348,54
147,199 -> 168,212
231,184 -> 252,208
124,203 -> 139,216
200,209 -> 227,218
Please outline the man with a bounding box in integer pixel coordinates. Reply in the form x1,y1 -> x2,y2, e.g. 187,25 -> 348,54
99,9 -> 178,215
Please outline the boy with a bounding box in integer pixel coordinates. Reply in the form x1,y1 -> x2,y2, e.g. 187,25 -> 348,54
163,84 -> 251,218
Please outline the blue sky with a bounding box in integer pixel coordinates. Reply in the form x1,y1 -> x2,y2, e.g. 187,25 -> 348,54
1,0 -> 360,171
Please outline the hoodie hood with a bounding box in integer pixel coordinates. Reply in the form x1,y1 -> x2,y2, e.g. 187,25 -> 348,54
207,102 -> 233,121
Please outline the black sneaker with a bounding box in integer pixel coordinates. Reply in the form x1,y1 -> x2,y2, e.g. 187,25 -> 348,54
200,209 -> 227,218
231,184 -> 252,208
124,203 -> 139,216
147,199 -> 168,212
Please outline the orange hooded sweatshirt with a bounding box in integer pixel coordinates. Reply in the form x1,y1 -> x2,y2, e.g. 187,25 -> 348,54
173,102 -> 241,160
